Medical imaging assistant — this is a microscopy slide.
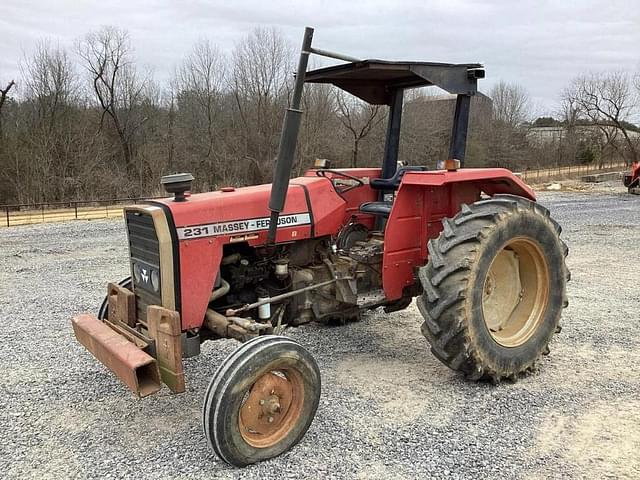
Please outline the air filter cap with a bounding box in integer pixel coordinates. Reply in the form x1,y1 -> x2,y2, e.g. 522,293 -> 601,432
161,173 -> 194,202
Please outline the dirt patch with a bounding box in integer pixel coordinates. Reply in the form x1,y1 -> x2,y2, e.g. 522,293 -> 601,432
6,443 -> 83,480
336,355 -> 463,429
357,461 -> 412,479
521,343 -> 640,395
535,400 -> 640,479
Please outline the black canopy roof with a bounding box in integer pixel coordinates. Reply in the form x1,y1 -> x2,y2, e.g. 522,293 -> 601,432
304,60 -> 484,105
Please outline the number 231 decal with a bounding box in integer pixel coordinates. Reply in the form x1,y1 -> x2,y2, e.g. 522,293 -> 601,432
177,213 -> 311,240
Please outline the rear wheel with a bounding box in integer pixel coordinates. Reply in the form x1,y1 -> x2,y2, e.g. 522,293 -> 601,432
203,336 -> 321,466
417,195 -> 569,382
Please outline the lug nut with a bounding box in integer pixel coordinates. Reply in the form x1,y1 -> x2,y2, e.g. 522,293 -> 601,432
268,416 -> 274,423
259,399 -> 265,405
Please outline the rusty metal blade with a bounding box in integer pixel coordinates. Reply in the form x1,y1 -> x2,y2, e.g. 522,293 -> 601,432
72,314 -> 161,397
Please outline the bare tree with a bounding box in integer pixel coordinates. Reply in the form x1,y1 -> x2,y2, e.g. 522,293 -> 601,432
490,80 -> 531,127
295,83 -> 337,173
231,27 -> 293,183
0,80 -> 16,136
77,26 -> 149,168
165,84 -> 177,172
481,82 -> 532,170
17,42 -> 83,200
175,39 -> 226,187
335,91 -> 384,167
550,92 -> 580,166
0,79 -> 16,202
0,80 -> 14,109
634,72 -> 640,102
564,72 -> 638,164
400,91 -> 458,167
21,41 -> 79,130
559,93 -> 579,127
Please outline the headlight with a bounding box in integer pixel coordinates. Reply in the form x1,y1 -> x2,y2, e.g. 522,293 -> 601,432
151,269 -> 160,292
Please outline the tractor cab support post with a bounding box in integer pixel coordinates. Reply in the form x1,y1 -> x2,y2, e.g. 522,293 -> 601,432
448,94 -> 471,166
377,88 -> 404,229
381,89 -> 404,186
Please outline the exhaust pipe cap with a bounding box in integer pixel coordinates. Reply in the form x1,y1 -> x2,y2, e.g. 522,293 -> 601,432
161,173 -> 194,202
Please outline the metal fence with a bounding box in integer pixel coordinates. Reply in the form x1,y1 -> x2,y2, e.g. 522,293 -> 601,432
520,160 -> 627,183
1,197 -> 162,228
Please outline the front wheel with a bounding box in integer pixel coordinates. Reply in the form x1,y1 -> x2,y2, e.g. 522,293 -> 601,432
417,195 -> 570,382
203,336 -> 321,467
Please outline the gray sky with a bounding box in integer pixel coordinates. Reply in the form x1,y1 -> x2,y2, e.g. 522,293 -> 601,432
2,0 -> 639,115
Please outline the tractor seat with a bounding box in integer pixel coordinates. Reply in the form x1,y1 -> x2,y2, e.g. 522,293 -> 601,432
359,201 -> 392,217
361,166 -> 428,218
369,166 -> 429,191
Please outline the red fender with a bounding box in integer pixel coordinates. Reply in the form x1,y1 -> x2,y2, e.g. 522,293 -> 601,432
382,168 -> 535,300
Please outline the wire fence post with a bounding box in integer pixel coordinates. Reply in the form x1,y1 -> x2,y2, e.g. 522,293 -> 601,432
74,202 -> 78,220
5,207 -> 9,227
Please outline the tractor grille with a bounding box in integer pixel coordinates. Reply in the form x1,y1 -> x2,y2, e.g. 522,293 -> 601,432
125,210 -> 162,322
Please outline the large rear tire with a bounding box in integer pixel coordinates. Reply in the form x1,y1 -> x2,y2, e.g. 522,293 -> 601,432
417,195 -> 569,382
203,336 -> 321,466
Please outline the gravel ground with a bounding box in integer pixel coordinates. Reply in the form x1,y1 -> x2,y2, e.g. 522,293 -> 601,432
2,184 -> 640,479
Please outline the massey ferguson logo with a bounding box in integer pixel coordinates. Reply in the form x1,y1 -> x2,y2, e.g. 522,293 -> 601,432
140,268 -> 149,283
177,213 -> 311,240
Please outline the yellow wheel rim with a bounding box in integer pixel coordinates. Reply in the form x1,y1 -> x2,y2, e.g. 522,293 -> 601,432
482,237 -> 550,347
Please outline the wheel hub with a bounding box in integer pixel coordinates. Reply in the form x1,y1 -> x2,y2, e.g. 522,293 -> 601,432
261,395 -> 282,415
483,249 -> 522,333
482,238 -> 550,347
238,369 -> 304,448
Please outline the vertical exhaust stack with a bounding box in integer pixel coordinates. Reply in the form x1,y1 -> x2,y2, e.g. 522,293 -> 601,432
267,27 -> 314,245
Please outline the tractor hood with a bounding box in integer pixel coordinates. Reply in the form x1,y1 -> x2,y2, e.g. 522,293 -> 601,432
150,175 -> 347,245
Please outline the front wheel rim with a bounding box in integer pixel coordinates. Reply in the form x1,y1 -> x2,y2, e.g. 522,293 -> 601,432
482,237 -> 550,347
238,367 -> 305,448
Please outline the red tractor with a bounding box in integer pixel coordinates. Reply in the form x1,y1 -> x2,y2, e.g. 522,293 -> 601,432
624,160 -> 640,194
72,27 -> 569,466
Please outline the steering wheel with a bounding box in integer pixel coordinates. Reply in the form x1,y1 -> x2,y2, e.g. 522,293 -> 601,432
316,169 -> 365,193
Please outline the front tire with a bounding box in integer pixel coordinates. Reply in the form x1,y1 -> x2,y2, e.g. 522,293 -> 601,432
203,336 -> 321,467
417,195 -> 569,382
